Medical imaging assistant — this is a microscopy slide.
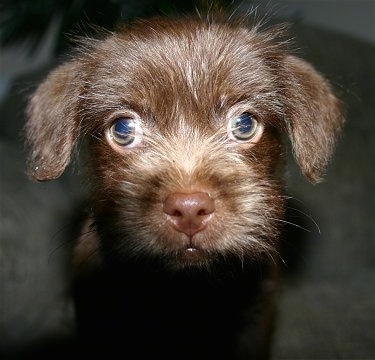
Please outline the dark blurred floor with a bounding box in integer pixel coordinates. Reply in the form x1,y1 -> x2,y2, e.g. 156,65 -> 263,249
272,24 -> 375,359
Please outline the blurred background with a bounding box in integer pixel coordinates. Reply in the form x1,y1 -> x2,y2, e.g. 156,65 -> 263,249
1,1 -> 374,359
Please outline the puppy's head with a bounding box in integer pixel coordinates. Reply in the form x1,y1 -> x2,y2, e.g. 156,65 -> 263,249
25,17 -> 343,270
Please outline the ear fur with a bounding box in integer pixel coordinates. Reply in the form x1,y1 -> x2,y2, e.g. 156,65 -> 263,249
24,29 -> 343,183
282,55 -> 344,183
25,61 -> 81,181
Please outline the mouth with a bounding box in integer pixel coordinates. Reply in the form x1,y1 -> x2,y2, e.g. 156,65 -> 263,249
175,246 -> 210,265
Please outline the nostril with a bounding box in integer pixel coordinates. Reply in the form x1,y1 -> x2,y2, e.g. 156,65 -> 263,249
197,208 -> 209,216
163,192 -> 215,236
172,209 -> 183,217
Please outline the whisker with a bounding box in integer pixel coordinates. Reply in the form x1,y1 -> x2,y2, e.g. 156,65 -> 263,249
285,206 -> 321,234
269,217 -> 314,233
48,223 -> 81,262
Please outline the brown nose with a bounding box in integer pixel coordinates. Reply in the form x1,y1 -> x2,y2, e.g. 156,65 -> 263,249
163,192 -> 215,237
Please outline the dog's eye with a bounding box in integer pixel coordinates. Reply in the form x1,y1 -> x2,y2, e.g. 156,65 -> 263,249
107,118 -> 143,148
228,112 -> 262,142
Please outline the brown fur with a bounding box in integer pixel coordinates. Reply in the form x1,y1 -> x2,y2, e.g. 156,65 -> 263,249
25,15 -> 343,360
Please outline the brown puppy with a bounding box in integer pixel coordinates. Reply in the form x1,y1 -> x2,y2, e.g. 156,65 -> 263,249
25,15 -> 343,360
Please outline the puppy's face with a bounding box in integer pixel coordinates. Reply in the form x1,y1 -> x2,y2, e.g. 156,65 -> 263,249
25,17 -> 343,270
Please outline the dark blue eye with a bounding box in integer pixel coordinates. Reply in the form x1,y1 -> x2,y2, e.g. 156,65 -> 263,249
108,117 -> 143,147
229,112 -> 260,141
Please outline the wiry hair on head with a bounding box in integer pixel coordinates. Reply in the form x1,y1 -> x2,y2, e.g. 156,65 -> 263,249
25,13 -> 343,270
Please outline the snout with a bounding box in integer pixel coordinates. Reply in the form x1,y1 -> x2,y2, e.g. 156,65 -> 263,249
163,192 -> 215,237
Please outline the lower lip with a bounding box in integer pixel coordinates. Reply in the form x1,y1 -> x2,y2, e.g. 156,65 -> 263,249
179,247 -> 207,262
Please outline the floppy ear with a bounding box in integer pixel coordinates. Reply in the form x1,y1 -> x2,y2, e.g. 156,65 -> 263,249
25,61 -> 81,181
282,55 -> 344,183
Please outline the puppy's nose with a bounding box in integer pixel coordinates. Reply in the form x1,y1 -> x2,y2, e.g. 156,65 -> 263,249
163,192 -> 215,237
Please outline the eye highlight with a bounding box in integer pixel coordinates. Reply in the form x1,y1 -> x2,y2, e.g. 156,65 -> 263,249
107,117 -> 143,149
227,112 -> 263,143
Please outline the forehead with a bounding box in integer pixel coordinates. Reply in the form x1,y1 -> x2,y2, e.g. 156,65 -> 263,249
82,19 -> 283,124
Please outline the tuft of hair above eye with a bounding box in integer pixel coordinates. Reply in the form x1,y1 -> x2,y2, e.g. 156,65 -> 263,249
106,117 -> 143,151
227,112 -> 263,145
